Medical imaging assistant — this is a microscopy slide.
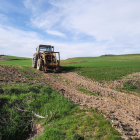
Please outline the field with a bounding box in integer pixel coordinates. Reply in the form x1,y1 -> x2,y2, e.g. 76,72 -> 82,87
1,54 -> 140,82
61,54 -> 140,82
0,55 -> 32,66
0,54 -> 140,140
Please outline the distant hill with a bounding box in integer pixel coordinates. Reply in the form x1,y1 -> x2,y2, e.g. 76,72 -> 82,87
0,55 -> 31,61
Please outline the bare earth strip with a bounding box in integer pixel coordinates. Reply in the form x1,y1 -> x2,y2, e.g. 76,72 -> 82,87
0,65 -> 140,139
43,72 -> 140,139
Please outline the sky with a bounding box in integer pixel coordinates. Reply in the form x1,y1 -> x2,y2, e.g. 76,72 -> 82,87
0,0 -> 140,59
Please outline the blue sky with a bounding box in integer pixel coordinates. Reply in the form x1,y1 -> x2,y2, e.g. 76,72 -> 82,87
0,0 -> 140,59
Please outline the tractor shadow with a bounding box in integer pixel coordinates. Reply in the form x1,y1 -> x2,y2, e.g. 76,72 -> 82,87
43,66 -> 81,73
61,66 -> 81,73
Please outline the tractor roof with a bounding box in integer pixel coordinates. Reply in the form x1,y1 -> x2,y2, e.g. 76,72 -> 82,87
39,44 -> 52,47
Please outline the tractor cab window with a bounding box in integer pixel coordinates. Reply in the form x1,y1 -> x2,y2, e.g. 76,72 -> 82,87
39,46 -> 51,52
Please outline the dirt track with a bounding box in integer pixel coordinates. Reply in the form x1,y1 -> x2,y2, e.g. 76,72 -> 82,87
43,72 -> 140,139
0,65 -> 140,140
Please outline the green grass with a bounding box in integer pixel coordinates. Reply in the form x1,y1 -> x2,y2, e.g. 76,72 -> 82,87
0,55 -> 31,66
53,74 -> 58,78
18,66 -> 44,81
122,82 -> 140,93
37,109 -> 122,140
0,83 -> 122,140
0,59 -> 32,66
61,79 -> 70,84
1,54 -> 140,82
78,86 -> 101,96
61,54 -> 140,82
0,55 -> 30,61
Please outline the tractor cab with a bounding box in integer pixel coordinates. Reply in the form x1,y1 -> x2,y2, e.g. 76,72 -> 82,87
36,45 -> 54,54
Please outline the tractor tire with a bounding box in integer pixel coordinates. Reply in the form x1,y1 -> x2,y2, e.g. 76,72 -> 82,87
32,54 -> 37,68
55,66 -> 62,73
37,59 -> 42,70
58,66 -> 62,73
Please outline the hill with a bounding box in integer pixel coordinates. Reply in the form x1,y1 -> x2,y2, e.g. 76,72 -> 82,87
0,55 -> 31,66
61,54 -> 140,82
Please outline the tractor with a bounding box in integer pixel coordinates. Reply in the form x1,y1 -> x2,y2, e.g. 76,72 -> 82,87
32,44 -> 62,73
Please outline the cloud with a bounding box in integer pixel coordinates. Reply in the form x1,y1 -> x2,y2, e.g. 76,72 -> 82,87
50,0 -> 140,41
0,24 -> 43,57
0,22 -> 139,60
30,10 -> 61,29
23,0 -> 51,14
0,23 -> 109,59
46,30 -> 66,37
0,0 -> 140,60
26,0 -> 140,46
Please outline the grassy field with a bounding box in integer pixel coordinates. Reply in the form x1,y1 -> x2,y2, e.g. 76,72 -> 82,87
0,55 -> 30,61
1,54 -> 140,82
0,55 -> 31,66
0,83 -> 122,140
61,54 -> 140,82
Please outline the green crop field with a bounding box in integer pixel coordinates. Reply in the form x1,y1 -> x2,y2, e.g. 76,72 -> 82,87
0,55 -> 31,66
0,55 -> 30,61
0,59 -> 32,66
61,54 -> 140,82
1,54 -> 140,82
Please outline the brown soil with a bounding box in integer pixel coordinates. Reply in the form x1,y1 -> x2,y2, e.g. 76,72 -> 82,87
0,65 -> 140,139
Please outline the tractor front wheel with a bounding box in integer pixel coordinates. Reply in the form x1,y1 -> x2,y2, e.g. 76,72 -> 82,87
37,59 -> 42,70
32,54 -> 37,68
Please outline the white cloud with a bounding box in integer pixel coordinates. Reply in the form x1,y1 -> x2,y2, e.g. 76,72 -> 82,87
46,30 -> 66,37
23,0 -> 40,12
52,0 -> 140,41
0,23 -> 139,60
0,23 -> 109,59
1,0 -> 140,60
23,0 -> 49,14
26,0 -> 140,47
30,10 -> 61,29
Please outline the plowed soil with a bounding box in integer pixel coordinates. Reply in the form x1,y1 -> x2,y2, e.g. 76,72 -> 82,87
0,65 -> 140,140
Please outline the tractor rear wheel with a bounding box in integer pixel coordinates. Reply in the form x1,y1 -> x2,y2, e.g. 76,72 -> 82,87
58,66 -> 62,73
37,59 -> 42,70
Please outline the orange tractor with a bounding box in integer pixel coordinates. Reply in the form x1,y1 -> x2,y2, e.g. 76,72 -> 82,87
32,44 -> 62,73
